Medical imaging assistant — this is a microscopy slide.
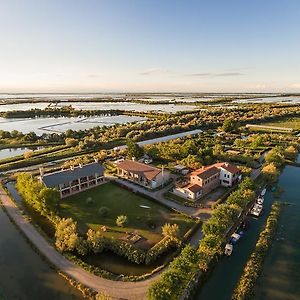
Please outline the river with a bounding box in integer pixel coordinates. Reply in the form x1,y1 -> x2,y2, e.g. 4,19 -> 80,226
194,164 -> 300,300
0,205 -> 83,300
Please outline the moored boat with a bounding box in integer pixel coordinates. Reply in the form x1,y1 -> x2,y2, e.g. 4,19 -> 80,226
224,243 -> 233,256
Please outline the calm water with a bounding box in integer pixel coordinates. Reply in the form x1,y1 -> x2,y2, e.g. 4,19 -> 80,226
254,165 -> 300,300
0,101 -> 196,113
0,115 -> 146,134
0,146 -> 44,160
234,96 -> 300,104
194,165 -> 300,300
0,206 -> 83,300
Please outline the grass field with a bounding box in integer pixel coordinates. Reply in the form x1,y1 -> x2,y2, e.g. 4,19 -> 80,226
59,182 -> 194,247
263,117 -> 300,130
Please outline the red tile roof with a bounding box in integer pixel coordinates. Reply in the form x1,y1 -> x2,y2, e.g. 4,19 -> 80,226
185,184 -> 202,193
191,166 -> 220,180
116,160 -> 162,181
213,162 -> 240,174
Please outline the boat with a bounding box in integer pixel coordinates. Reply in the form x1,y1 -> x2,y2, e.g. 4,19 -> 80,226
230,233 -> 241,244
224,243 -> 233,256
139,205 -> 150,209
261,188 -> 267,196
256,196 -> 264,205
250,203 -> 263,217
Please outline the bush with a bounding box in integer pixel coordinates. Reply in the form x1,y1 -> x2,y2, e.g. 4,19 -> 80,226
116,215 -> 128,227
86,197 -> 94,205
98,206 -> 110,217
162,223 -> 180,238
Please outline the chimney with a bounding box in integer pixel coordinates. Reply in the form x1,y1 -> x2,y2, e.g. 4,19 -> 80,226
39,167 -> 44,178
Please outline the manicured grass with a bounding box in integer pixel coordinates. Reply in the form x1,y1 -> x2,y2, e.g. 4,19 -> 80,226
59,182 -> 194,246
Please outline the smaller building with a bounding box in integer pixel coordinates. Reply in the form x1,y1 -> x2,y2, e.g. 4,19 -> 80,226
40,162 -> 105,198
173,162 -> 240,201
115,159 -> 170,189
173,164 -> 190,175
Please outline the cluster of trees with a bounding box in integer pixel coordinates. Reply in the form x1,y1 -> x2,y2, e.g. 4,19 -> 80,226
55,220 -> 181,266
147,245 -> 200,300
144,135 -> 222,168
232,202 -> 283,300
261,146 -> 295,183
16,173 -> 59,218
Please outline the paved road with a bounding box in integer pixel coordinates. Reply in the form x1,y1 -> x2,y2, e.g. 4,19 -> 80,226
0,183 -> 155,300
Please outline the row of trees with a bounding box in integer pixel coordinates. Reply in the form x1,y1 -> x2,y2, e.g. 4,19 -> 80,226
16,173 -> 59,219
147,177 -> 256,299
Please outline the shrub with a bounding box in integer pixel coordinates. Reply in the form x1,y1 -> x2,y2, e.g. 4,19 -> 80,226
86,197 -> 94,205
55,218 -> 79,252
162,223 -> 180,238
116,215 -> 128,227
98,206 -> 110,217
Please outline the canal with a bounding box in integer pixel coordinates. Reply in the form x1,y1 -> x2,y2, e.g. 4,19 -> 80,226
0,205 -> 83,299
254,164 -> 300,300
195,164 -> 300,300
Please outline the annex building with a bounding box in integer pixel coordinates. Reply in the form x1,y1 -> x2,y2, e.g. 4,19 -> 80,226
40,162 -> 105,198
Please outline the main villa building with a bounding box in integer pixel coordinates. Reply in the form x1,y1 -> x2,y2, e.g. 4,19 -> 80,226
173,162 -> 241,201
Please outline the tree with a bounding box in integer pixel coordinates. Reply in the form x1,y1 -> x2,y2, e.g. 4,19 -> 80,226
262,163 -> 280,183
284,145 -> 298,160
116,215 -> 128,227
126,139 -> 144,159
65,137 -> 77,147
98,206 -> 110,217
222,119 -> 239,132
55,218 -> 79,252
162,223 -> 180,238
265,147 -> 284,166
95,292 -> 112,300
86,229 -> 104,254
23,150 -> 33,159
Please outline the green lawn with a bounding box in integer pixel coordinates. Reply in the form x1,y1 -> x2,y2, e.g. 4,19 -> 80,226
263,118 -> 300,130
59,182 -> 194,247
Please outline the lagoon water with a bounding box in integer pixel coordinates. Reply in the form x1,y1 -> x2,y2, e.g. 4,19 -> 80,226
0,147 -> 43,160
0,206 -> 83,300
195,164 -> 300,300
0,115 -> 147,134
0,101 -> 196,113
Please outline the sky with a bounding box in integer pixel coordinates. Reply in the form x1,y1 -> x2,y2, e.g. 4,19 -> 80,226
0,0 -> 299,93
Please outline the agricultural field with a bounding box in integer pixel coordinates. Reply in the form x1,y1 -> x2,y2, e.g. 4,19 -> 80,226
59,182 -> 195,248
263,117 -> 300,130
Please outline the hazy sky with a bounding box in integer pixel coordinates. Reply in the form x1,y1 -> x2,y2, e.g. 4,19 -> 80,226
0,0 -> 299,93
